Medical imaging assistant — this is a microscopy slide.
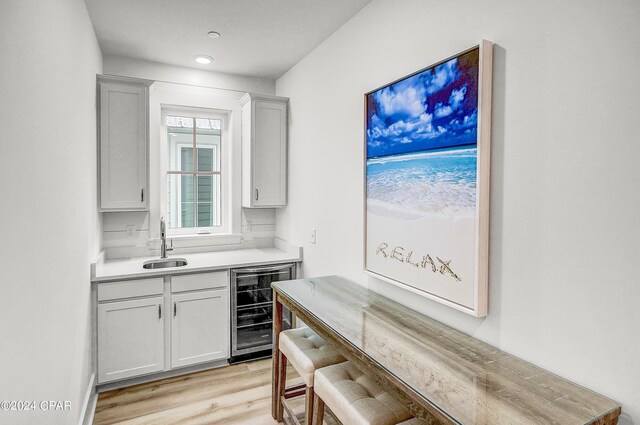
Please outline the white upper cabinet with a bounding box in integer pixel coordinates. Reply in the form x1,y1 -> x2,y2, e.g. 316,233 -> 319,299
240,93 -> 288,208
98,76 -> 151,211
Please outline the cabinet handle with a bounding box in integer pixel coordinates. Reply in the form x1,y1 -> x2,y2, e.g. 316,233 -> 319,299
255,188 -> 259,201
174,302 -> 177,317
141,188 -> 144,202
158,305 -> 162,319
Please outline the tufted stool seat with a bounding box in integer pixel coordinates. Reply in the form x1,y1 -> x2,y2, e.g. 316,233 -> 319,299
279,327 -> 346,387
275,327 -> 346,424
312,362 -> 424,425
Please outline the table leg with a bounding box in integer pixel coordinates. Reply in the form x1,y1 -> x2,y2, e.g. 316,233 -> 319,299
277,350 -> 287,421
271,294 -> 284,420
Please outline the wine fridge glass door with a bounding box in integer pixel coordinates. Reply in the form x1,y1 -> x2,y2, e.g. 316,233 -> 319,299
231,264 -> 295,359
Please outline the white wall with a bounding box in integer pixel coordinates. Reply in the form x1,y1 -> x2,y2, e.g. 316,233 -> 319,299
275,0 -> 640,422
0,1 -> 102,424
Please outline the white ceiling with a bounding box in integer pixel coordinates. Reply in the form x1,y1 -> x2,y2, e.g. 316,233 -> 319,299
85,0 -> 373,80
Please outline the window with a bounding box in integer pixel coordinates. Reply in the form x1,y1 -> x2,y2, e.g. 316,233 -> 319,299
163,109 -> 228,235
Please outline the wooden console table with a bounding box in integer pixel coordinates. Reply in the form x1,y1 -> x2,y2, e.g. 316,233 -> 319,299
271,276 -> 621,425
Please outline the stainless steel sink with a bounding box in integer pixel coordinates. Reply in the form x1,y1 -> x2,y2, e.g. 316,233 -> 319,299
142,258 -> 188,269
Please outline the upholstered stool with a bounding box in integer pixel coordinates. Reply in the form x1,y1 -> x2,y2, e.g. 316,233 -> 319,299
312,362 -> 423,425
275,327 -> 346,424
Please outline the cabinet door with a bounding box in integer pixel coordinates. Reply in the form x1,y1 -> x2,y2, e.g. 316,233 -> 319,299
97,296 -> 164,383
171,289 -> 229,368
99,81 -> 148,210
252,100 -> 287,207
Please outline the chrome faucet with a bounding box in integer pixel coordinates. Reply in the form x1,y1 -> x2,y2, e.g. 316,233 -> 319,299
160,216 -> 173,259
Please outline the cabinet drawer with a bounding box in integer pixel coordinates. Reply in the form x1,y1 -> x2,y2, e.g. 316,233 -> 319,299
98,278 -> 164,302
171,271 -> 229,293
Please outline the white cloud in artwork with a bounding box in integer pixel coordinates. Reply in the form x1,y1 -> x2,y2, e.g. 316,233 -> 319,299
381,112 -> 434,138
434,103 -> 453,118
425,59 -> 459,94
434,85 -> 466,119
412,122 -> 448,140
367,128 -> 381,140
461,110 -> 478,128
377,117 -> 442,142
367,114 -> 385,139
449,85 -> 467,111
375,79 -> 426,119
385,121 -> 405,137
371,114 -> 384,127
419,113 -> 432,123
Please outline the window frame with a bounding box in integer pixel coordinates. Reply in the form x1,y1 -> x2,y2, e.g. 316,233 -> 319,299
160,106 -> 230,237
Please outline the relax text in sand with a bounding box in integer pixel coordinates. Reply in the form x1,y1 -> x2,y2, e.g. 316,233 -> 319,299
376,242 -> 461,282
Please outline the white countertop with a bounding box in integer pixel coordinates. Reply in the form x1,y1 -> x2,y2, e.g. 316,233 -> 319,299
92,247 -> 301,283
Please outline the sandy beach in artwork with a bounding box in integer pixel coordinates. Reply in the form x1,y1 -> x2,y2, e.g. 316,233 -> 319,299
365,147 -> 478,309
366,207 -> 476,309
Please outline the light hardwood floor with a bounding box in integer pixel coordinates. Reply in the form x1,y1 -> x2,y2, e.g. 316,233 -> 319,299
93,359 -> 302,425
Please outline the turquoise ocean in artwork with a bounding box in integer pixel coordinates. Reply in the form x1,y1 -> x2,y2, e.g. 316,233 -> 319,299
366,146 -> 477,219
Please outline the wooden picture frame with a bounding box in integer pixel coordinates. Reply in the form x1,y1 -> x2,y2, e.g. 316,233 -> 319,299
363,40 -> 493,317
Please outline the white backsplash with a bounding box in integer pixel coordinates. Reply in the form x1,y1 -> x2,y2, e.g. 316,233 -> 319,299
102,208 -> 276,259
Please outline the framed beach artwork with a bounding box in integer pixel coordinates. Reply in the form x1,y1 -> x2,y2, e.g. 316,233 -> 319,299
364,41 -> 493,317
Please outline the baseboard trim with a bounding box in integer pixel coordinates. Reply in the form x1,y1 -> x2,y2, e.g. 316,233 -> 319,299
78,373 -> 97,425
96,359 -> 229,393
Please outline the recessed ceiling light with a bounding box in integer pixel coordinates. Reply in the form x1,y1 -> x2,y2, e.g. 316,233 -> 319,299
208,31 -> 221,39
194,55 -> 213,65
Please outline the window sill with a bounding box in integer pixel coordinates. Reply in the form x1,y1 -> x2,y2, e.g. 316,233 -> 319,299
148,233 -> 243,250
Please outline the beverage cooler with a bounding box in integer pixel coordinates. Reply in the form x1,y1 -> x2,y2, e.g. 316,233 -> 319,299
230,263 -> 295,363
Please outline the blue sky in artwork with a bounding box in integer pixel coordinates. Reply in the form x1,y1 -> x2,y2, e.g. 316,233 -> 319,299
366,48 -> 479,158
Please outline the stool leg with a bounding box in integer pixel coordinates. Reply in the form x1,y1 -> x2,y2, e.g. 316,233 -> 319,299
305,385 -> 314,425
311,393 -> 325,425
276,350 -> 287,421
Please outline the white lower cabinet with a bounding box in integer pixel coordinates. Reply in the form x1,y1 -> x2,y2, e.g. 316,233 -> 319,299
97,296 -> 165,383
96,271 -> 230,384
171,289 -> 229,368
